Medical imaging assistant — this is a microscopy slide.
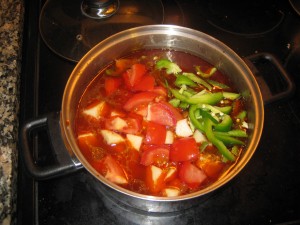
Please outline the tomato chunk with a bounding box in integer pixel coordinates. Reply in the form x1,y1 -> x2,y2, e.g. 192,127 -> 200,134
147,101 -> 183,127
105,115 -> 142,135
127,149 -> 146,179
196,154 -> 225,180
144,121 -> 167,145
132,75 -> 155,91
105,77 -> 122,96
123,92 -> 158,111
140,145 -> 170,166
77,132 -> 101,159
99,155 -> 128,185
170,137 -> 199,162
179,161 -> 207,188
123,63 -> 147,88
151,86 -> 167,96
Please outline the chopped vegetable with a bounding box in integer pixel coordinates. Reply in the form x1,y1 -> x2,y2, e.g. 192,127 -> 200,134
223,92 -> 241,100
100,130 -> 125,145
76,50 -> 249,197
175,75 -> 197,87
182,72 -> 212,90
175,118 -> 193,137
195,65 -> 217,78
155,59 -> 182,74
203,117 -> 235,161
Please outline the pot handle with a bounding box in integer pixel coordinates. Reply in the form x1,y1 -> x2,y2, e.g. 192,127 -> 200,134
244,52 -> 295,105
20,111 -> 83,180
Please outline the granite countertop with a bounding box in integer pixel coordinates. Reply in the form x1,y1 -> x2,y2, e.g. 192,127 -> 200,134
0,0 -> 23,224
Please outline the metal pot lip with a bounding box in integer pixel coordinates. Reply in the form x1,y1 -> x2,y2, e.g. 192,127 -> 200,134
61,24 -> 264,202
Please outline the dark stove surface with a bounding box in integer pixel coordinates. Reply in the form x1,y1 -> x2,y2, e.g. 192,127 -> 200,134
18,0 -> 300,224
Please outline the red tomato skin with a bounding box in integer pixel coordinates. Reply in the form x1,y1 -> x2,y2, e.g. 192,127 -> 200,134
123,92 -> 158,111
151,86 -> 167,96
132,103 -> 148,117
140,145 -> 170,166
147,101 -> 183,127
144,121 -> 167,145
127,149 -> 146,180
98,155 -> 128,184
178,161 -> 207,188
105,77 -> 122,95
123,63 -> 147,88
132,75 -> 155,91
170,137 -> 200,162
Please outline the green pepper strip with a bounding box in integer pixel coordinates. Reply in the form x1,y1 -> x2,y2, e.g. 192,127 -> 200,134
214,115 -> 233,132
195,66 -> 217,78
175,75 -> 197,87
237,110 -> 247,120
214,129 -> 248,138
179,101 -> 189,109
183,72 -> 212,90
223,92 -> 241,100
169,98 -> 180,107
214,106 -> 232,114
189,105 -> 205,132
204,117 -> 235,161
213,133 -> 244,145
170,89 -> 223,105
156,59 -> 182,74
207,79 -> 230,89
200,109 -> 219,124
189,91 -> 223,105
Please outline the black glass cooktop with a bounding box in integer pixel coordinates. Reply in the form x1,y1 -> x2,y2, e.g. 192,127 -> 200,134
18,0 -> 300,224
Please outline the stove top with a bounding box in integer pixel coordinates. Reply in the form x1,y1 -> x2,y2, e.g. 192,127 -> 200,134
18,0 -> 300,224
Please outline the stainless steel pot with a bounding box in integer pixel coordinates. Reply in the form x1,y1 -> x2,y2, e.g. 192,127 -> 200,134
22,25 -> 269,212
60,25 -> 264,212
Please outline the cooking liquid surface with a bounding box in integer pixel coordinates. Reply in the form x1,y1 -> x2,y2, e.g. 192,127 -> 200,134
75,49 -> 248,196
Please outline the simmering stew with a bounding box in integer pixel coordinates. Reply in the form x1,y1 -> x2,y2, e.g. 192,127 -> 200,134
75,50 -> 249,197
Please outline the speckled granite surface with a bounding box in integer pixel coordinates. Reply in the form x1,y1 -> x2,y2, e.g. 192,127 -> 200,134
0,0 -> 23,224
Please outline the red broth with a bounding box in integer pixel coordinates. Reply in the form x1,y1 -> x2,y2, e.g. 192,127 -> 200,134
75,50 -> 248,197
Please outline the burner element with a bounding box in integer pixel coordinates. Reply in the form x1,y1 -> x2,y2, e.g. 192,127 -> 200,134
202,0 -> 285,36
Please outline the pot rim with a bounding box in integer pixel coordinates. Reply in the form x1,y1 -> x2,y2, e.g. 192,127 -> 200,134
61,24 -> 264,202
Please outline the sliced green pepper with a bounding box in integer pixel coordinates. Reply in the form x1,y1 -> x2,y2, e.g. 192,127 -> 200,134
216,129 -> 248,138
179,101 -> 189,109
237,110 -> 247,120
204,117 -> 235,161
188,91 -> 223,105
156,59 -> 182,74
182,72 -> 212,90
213,133 -> 245,145
223,92 -> 241,100
169,98 -> 180,107
175,75 -> 197,87
195,66 -> 217,78
214,106 -> 232,114
207,79 -> 230,89
189,104 -> 205,132
214,114 -> 233,132
170,89 -> 223,105
200,109 -> 219,124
